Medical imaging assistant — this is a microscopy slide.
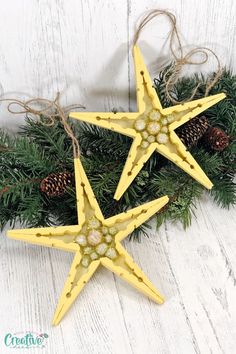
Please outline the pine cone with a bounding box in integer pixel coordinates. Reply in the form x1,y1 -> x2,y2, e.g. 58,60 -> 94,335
40,172 -> 74,197
202,126 -> 229,152
176,116 -> 209,149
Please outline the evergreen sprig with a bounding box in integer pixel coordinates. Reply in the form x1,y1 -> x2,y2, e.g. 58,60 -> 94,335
0,69 -> 235,237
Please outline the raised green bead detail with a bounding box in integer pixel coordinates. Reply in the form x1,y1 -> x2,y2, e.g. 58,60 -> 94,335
109,227 -> 118,235
141,140 -> 149,149
156,133 -> 169,144
147,135 -> 155,143
105,234 -> 113,243
149,110 -> 161,121
102,226 -> 108,235
84,246 -> 92,255
81,256 -> 90,268
167,114 -> 175,123
76,234 -> 87,246
141,131 -> 149,140
147,122 -> 161,135
105,247 -> 118,260
90,252 -> 99,260
161,117 -> 168,125
96,243 -> 108,256
161,126 -> 168,133
88,230 -> 102,246
88,217 -> 101,229
134,119 -> 146,131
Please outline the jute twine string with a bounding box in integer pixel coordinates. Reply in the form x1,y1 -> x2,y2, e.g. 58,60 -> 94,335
0,93 -> 84,158
0,9 -> 222,153
133,9 -> 222,104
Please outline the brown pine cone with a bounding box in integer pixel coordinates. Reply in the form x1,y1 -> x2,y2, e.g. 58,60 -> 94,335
176,116 -> 209,149
202,126 -> 229,152
40,172 -> 74,197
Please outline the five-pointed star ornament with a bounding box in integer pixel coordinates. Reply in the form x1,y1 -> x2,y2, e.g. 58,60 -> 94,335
8,158 -> 169,325
70,46 -> 226,200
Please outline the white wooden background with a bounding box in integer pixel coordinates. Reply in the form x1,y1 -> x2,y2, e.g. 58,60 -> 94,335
0,1 -> 236,353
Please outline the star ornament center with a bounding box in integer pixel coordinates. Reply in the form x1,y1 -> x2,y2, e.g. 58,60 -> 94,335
70,45 -> 226,200
75,216 -> 121,267
8,158 -> 169,325
133,107 -> 178,148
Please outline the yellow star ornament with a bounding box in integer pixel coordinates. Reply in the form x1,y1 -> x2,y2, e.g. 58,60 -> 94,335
70,46 -> 226,200
8,159 -> 169,325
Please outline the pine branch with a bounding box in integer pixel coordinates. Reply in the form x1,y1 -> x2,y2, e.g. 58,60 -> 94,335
0,68 -> 235,236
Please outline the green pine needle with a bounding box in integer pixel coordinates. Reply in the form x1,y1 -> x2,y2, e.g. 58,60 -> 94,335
0,68 -> 235,238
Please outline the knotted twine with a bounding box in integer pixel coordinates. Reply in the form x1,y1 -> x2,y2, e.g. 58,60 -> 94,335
0,9 -> 222,151
0,93 -> 84,158
133,9 -> 222,104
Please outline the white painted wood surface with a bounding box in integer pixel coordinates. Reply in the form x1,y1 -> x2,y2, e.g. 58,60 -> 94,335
0,1 -> 235,353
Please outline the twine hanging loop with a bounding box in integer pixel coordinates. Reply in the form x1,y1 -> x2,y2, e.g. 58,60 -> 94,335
0,94 -> 84,158
133,9 -> 222,103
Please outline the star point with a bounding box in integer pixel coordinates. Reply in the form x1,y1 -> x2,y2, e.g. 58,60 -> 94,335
7,158 -> 169,325
70,45 -> 225,200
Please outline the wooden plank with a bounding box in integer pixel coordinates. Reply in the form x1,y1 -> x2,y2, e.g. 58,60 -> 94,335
1,200 -> 235,353
0,234 -> 133,354
0,1 -> 236,353
0,0 -> 130,131
128,0 -> 236,111
115,199 -> 236,354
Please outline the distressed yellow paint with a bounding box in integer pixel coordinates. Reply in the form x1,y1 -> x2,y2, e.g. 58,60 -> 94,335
70,45 -> 226,200
7,158 -> 169,325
